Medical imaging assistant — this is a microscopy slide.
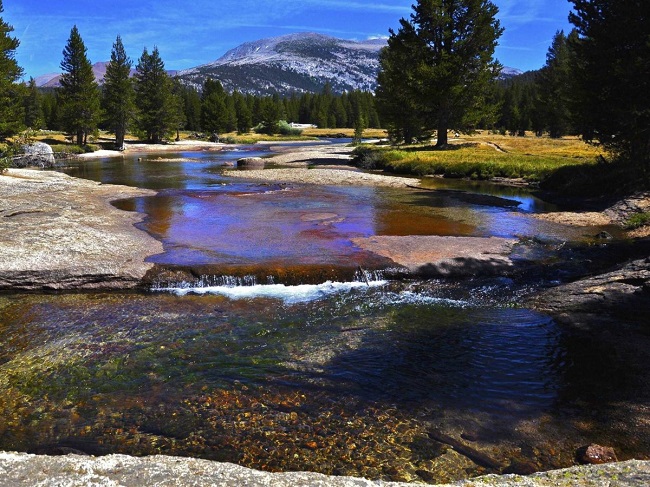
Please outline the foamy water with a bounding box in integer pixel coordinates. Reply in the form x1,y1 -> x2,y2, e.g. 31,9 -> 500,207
154,280 -> 388,304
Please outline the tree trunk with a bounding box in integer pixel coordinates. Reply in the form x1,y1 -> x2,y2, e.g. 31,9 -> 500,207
116,130 -> 125,149
76,129 -> 84,147
436,121 -> 448,148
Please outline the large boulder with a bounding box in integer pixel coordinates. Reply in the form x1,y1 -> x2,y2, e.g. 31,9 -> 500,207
14,142 -> 56,168
237,157 -> 265,169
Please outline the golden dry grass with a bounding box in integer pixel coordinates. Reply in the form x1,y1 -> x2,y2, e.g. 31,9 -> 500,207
302,127 -> 388,138
358,133 -> 607,182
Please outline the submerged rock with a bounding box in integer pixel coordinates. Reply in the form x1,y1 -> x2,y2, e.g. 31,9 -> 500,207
577,444 -> 618,465
353,235 -> 517,278
237,157 -> 266,168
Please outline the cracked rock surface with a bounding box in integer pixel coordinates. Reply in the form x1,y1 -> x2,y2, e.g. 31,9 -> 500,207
0,453 -> 648,487
0,169 -> 163,290
529,256 -> 650,328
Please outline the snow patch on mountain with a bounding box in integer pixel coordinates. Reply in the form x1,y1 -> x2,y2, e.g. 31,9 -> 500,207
176,33 -> 383,95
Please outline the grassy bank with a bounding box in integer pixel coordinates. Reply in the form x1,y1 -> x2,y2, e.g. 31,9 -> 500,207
354,134 -> 602,181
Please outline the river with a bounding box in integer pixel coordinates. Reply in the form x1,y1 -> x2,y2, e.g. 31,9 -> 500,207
0,144 -> 643,483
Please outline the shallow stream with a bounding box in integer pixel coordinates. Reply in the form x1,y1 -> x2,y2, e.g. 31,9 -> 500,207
0,144 -> 645,483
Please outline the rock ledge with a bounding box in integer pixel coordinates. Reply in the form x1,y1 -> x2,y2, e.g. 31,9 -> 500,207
0,453 -> 648,487
0,169 -> 163,290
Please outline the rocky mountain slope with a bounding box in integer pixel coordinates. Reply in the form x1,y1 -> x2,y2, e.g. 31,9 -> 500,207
36,32 -> 522,95
176,32 -> 385,95
35,62 -> 175,88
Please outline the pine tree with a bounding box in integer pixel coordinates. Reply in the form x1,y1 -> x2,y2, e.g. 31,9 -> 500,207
134,46 -> 177,143
103,35 -> 134,149
0,0 -> 24,139
258,96 -> 283,135
537,31 -> 573,138
201,78 -> 227,134
23,78 -> 43,129
569,0 -> 650,175
41,91 -> 60,130
169,78 -> 187,141
233,91 -> 252,134
376,22 -> 429,143
179,85 -> 201,132
377,0 -> 503,146
59,26 -> 101,146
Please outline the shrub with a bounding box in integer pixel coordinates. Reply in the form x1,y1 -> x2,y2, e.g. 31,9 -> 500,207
352,145 -> 402,170
277,121 -> 303,136
50,144 -> 99,155
0,155 -> 9,173
624,212 -> 650,230
0,143 -> 11,173
254,120 -> 303,137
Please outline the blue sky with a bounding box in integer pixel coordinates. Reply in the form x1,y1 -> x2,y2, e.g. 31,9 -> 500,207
5,0 -> 574,80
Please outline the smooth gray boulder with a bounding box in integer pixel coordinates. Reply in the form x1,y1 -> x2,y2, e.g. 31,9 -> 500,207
14,142 -> 56,168
0,169 -> 163,290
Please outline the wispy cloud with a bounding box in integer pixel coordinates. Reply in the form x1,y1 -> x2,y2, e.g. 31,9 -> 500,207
495,0 -> 570,27
6,0 -> 568,77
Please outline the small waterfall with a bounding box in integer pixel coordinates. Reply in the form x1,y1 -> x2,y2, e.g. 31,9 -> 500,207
151,271 -> 387,304
354,267 -> 385,284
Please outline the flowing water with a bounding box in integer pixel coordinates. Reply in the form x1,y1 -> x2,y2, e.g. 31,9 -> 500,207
1,144 -> 646,483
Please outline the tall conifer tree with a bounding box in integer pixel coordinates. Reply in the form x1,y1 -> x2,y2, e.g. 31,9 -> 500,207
103,35 -> 134,149
59,26 -> 100,146
377,0 -> 503,146
23,78 -> 44,129
134,46 -> 178,143
201,78 -> 227,134
537,31 -> 574,138
569,0 -> 650,175
0,0 -> 24,139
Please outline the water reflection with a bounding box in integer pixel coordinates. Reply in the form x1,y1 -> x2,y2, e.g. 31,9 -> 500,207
62,148 -> 620,275
418,177 -> 559,213
62,147 -> 269,190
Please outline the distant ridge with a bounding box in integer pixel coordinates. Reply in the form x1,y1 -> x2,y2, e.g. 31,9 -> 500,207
176,32 -> 385,95
35,62 -> 176,88
35,33 -> 523,95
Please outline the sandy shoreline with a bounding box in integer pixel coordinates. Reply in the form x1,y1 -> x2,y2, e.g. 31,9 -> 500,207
227,167 -> 419,187
77,139 -> 226,159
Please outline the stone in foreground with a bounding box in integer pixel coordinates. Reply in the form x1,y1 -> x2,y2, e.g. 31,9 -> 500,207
0,169 -> 163,290
0,453 -> 648,487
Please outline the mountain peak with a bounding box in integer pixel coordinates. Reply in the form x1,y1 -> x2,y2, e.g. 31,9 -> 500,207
177,33 -> 385,95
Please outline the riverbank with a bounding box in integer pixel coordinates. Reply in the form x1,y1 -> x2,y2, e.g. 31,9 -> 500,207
0,453 -> 648,486
0,169 -> 163,290
77,139 -> 226,159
